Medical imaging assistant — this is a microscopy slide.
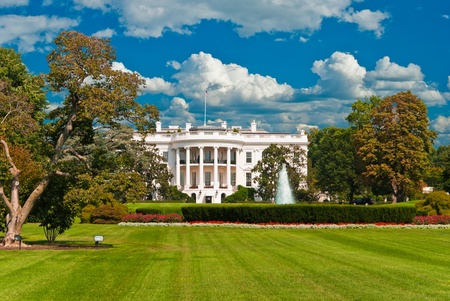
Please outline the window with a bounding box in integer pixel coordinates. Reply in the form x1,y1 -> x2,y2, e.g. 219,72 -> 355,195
205,172 -> 211,186
205,150 -> 212,163
219,172 -> 224,187
246,173 -> 252,187
162,151 -> 168,162
246,151 -> 252,163
231,173 -> 236,186
231,151 -> 236,164
180,173 -> 185,186
191,172 -> 197,186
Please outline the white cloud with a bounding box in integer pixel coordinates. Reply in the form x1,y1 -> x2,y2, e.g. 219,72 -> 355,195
166,60 -> 181,70
171,52 -> 294,107
112,61 -> 177,95
341,9 -> 389,37
73,0 -> 111,11
299,36 -> 308,43
0,0 -> 28,8
431,116 -> 450,133
442,15 -> 449,19
365,56 -> 445,106
161,97 -> 196,125
302,52 -> 446,106
448,76 -> 450,90
0,15 -> 79,52
302,51 -> 371,99
92,28 -> 116,38
72,0 -> 389,38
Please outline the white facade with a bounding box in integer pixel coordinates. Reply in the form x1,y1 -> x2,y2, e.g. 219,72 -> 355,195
142,120 -> 308,203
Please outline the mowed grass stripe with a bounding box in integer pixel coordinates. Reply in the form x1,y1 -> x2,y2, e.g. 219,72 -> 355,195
1,224 -> 449,301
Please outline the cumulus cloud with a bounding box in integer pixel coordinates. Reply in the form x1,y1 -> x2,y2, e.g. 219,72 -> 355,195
365,56 -> 445,106
301,52 -> 446,106
73,0 -> 111,11
92,28 -> 116,38
170,52 -> 294,108
341,8 -> 389,37
302,52 -> 371,99
72,0 -> 389,38
112,62 -> 177,95
0,15 -> 79,52
431,116 -> 450,133
161,97 -> 196,125
0,0 -> 28,8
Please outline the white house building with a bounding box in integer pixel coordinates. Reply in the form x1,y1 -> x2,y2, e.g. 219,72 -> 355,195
141,120 -> 308,203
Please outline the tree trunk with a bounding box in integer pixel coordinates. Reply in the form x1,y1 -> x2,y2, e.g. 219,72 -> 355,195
1,176 -> 50,247
2,178 -> 27,247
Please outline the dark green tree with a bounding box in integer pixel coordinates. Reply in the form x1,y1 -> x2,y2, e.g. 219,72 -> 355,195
308,126 -> 362,202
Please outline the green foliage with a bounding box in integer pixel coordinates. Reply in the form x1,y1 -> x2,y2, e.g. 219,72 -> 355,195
159,186 -> 194,202
135,208 -> 162,215
416,191 -> 450,216
353,91 -> 436,203
223,185 -> 257,203
33,173 -> 78,242
308,127 -> 363,202
181,204 -> 417,224
80,204 -> 96,223
104,171 -> 146,203
90,204 -> 127,224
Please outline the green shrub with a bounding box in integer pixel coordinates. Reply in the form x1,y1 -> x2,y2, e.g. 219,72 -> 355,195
80,204 -> 96,223
416,191 -> 450,215
90,205 -> 126,224
181,204 -> 417,224
135,208 -> 162,215
224,186 -> 256,203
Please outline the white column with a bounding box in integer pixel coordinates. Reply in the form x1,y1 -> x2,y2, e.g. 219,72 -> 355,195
214,147 -> 219,189
175,148 -> 180,187
227,147 -> 231,189
199,147 -> 204,189
185,147 -> 190,190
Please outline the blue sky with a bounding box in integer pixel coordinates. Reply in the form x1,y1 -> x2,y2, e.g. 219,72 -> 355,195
1,0 -> 450,144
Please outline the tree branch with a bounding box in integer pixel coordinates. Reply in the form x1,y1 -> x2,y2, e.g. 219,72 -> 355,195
0,185 -> 13,213
0,139 -> 20,177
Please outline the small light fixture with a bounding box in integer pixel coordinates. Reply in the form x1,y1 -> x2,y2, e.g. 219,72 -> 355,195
94,235 -> 104,249
14,234 -> 22,250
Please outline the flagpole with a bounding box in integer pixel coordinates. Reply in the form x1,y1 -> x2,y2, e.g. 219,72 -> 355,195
204,90 -> 207,126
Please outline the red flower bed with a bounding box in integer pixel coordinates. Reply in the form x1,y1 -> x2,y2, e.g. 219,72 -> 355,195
122,213 -> 183,223
412,215 -> 450,225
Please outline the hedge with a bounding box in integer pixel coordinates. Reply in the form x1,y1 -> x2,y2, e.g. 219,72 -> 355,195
181,204 -> 417,224
135,208 -> 163,215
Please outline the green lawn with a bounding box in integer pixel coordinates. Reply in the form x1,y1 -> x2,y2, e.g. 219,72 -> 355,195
1,223 -> 449,301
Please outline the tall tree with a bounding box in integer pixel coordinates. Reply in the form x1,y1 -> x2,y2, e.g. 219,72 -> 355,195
355,91 -> 436,203
1,31 -> 158,246
308,126 -> 362,202
252,144 -> 306,203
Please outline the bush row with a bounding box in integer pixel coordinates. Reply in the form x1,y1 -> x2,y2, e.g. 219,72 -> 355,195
135,208 -> 163,215
181,204 -> 417,224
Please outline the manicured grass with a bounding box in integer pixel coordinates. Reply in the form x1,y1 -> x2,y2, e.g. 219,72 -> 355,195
1,223 -> 449,301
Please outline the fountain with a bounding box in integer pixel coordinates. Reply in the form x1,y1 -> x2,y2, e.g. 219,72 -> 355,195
275,164 -> 295,204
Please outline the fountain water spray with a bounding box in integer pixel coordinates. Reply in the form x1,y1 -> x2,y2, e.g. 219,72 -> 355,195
275,164 -> 295,204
